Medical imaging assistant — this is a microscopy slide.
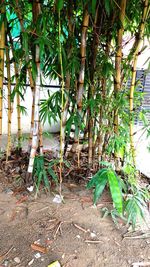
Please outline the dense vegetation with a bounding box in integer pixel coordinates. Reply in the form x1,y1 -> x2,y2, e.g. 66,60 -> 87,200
0,0 -> 150,226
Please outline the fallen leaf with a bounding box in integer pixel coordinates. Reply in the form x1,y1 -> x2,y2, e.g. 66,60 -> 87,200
16,195 -> 28,204
31,243 -> 48,254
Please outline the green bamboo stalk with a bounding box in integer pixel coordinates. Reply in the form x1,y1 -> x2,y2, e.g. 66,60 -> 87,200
27,1 -> 41,180
114,0 -> 127,168
61,1 -> 74,156
6,44 -> 12,160
129,0 -> 149,165
58,11 -> 65,195
72,6 -> 89,155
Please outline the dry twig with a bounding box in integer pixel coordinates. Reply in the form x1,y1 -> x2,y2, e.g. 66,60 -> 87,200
85,240 -> 102,244
132,262 -> 150,267
53,221 -> 63,239
31,243 -> 48,253
0,246 -> 13,263
73,223 -> 87,233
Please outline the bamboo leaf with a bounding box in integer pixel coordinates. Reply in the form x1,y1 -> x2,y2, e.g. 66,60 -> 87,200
108,170 -> 123,214
43,169 -> 50,190
104,0 -> 111,16
56,0 -> 64,12
48,166 -> 58,183
94,174 -> 108,204
87,168 -> 108,189
92,0 -> 97,17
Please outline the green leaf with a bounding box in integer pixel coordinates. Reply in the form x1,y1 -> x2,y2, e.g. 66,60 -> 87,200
94,174 -> 108,204
104,0 -> 111,16
43,169 -> 50,190
92,0 -> 97,17
36,171 -> 43,191
108,170 -> 123,215
48,166 -> 58,183
56,0 -> 64,12
87,168 -> 108,189
99,161 -> 113,168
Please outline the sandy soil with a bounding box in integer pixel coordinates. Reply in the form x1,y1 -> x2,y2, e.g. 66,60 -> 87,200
0,172 -> 150,267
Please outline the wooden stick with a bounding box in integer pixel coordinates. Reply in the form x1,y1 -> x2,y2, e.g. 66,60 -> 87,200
31,243 -> 48,254
85,240 -> 102,244
53,221 -> 63,239
73,223 -> 87,233
132,262 -> 150,267
0,246 -> 13,263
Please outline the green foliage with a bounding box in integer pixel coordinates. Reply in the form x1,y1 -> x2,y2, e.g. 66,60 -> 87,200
87,166 -> 123,215
124,186 -> 149,229
56,0 -> 64,12
101,207 -> 125,228
33,156 -> 71,191
87,163 -> 149,228
33,156 -> 50,192
40,91 -> 62,125
91,0 -> 97,17
0,1 -> 149,228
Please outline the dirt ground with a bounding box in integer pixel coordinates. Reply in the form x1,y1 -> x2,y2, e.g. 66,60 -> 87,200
0,172 -> 150,267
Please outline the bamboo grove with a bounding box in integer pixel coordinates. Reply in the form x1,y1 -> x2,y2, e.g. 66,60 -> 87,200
0,0 -> 149,183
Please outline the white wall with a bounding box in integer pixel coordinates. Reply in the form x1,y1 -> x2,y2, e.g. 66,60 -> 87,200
123,36 -> 150,68
2,77 -> 60,135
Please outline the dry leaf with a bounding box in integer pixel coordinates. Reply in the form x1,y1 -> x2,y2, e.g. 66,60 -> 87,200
31,243 -> 48,254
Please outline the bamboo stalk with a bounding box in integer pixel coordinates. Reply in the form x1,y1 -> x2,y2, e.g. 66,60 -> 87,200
72,6 -> 89,154
0,3 -> 5,147
58,10 -> 65,195
88,4 -> 101,165
129,0 -> 149,165
97,28 -> 112,163
38,122 -> 43,155
61,1 -> 74,155
27,1 -> 41,180
98,78 -> 106,162
77,7 -> 89,115
28,67 -> 36,152
114,0 -> 127,168
15,0 -> 36,153
27,45 -> 41,176
8,28 -> 22,151
6,44 -> 12,160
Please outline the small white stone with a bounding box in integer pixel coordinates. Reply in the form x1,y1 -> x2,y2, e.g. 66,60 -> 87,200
27,186 -> 34,192
90,232 -> 96,238
14,257 -> 21,264
76,235 -> 81,239
34,253 -> 41,259
28,259 -> 34,266
53,194 -> 63,204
